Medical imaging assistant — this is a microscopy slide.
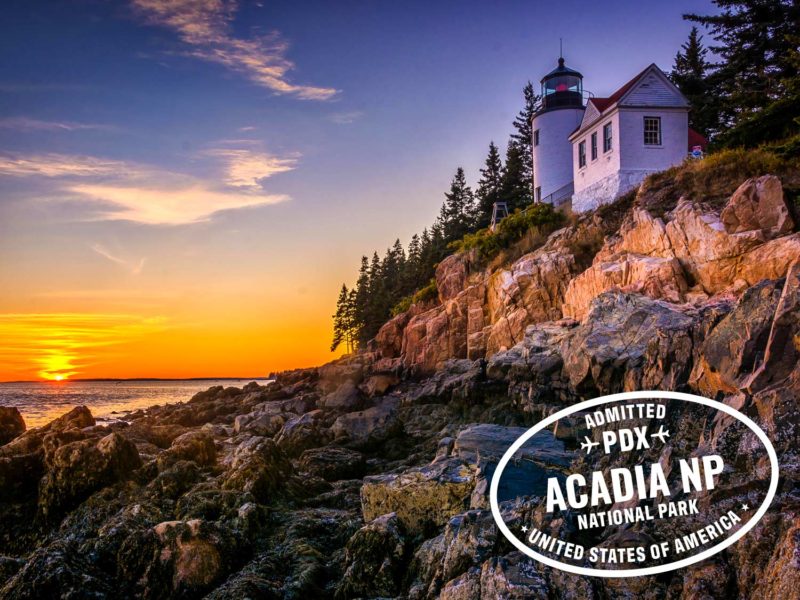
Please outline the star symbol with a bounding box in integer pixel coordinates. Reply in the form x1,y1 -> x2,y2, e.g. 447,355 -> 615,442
741,504 -> 749,511
521,525 -> 528,533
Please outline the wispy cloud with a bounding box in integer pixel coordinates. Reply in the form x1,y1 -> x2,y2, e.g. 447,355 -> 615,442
72,182 -> 288,225
0,151 -> 291,225
202,148 -> 297,189
131,0 -> 338,100
0,313 -> 166,380
0,153 -> 127,178
90,243 -> 146,275
0,117 -> 116,133
330,111 -> 364,125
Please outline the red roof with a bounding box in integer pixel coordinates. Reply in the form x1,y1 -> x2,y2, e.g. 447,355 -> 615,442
606,65 -> 653,105
585,65 -> 655,118
588,97 -> 612,112
688,128 -> 708,151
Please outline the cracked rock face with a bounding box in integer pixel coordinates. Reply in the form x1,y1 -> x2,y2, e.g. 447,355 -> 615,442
376,176 -> 799,375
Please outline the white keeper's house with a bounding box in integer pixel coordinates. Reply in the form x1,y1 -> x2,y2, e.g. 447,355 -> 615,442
531,58 -> 707,213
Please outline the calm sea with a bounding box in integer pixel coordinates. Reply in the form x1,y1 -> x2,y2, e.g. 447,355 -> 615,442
0,379 -> 271,429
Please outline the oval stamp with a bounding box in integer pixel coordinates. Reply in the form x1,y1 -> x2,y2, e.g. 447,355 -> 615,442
489,391 -> 779,577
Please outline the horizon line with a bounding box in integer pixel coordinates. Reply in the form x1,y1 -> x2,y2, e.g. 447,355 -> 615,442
0,376 -> 274,384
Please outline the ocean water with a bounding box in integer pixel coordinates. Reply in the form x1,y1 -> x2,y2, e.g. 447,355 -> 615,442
0,379 -> 271,429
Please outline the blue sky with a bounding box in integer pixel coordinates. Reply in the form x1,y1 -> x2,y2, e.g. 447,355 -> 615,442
0,0 -> 717,378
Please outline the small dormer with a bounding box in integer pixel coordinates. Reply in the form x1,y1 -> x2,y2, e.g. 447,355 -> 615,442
539,57 -> 584,112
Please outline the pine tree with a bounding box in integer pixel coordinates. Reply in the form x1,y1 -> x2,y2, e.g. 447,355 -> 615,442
475,142 -> 504,228
510,81 -> 539,193
440,167 -> 476,242
405,233 -> 422,293
358,252 -> 387,344
685,0 -> 800,130
500,141 -> 532,213
353,255 -> 369,333
671,27 -> 718,137
331,284 -> 356,354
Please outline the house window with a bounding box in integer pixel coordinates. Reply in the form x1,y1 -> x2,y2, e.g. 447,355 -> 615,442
603,122 -> 613,152
578,140 -> 586,168
590,132 -> 598,160
644,116 -> 662,145
535,186 -> 541,202
533,129 -> 540,147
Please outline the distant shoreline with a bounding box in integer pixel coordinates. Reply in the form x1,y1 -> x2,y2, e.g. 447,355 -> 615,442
0,377 -> 272,385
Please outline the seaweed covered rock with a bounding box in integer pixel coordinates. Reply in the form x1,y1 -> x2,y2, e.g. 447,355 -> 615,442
336,513 -> 407,599
222,437 -> 291,503
0,541 -> 114,599
331,399 -> 402,449
163,431 -> 217,467
117,519 -> 248,600
361,457 -> 477,536
0,409 -> 25,447
298,446 -> 366,481
275,410 -> 332,457
38,432 -> 141,521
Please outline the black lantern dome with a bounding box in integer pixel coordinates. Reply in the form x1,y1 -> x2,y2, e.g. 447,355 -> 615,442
539,57 -> 584,112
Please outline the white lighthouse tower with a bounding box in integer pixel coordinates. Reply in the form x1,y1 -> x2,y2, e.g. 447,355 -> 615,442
531,57 -> 585,207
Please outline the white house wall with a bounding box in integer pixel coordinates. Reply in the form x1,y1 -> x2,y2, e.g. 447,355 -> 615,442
572,111 -> 621,199
571,107 -> 688,212
618,108 -> 688,171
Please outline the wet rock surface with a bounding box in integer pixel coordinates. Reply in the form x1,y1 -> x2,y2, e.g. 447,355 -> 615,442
0,174 -> 798,598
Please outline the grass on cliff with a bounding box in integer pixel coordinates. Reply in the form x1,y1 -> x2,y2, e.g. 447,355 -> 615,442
389,204 -> 565,316
449,203 -> 566,265
391,279 -> 438,316
638,147 -> 800,215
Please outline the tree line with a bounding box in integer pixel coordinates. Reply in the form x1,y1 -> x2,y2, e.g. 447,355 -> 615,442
331,83 -> 539,351
334,0 -> 800,353
670,0 -> 800,149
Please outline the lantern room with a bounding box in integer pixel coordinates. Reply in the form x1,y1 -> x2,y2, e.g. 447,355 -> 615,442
540,57 -> 584,112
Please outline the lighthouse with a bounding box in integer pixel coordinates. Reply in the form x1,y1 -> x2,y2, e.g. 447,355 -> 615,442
531,57 -> 585,207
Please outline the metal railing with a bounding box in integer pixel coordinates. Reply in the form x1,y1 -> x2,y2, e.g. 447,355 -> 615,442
536,182 -> 574,207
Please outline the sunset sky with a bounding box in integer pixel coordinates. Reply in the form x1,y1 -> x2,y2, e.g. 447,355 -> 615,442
0,0 -> 714,381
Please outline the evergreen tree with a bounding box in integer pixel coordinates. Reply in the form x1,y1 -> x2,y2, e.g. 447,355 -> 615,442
510,81 -> 539,193
440,167 -> 476,241
358,252 -> 387,344
331,284 -> 357,353
671,27 -> 718,137
475,142 -> 504,228
353,255 -> 369,333
500,141 -> 532,213
685,0 -> 800,131
405,233 -> 422,292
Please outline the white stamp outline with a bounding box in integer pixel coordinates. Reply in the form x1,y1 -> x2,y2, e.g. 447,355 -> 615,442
489,390 -> 780,577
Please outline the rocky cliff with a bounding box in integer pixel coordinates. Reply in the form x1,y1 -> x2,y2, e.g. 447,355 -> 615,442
0,171 -> 798,599
374,175 -> 799,377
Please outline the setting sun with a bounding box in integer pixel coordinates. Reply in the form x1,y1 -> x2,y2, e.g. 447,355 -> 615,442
54,374 -> 65,381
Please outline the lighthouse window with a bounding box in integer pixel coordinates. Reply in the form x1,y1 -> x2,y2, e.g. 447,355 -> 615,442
535,186 -> 542,202
590,132 -> 598,160
603,122 -> 613,152
533,129 -> 540,147
644,116 -> 662,145
578,141 -> 587,168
